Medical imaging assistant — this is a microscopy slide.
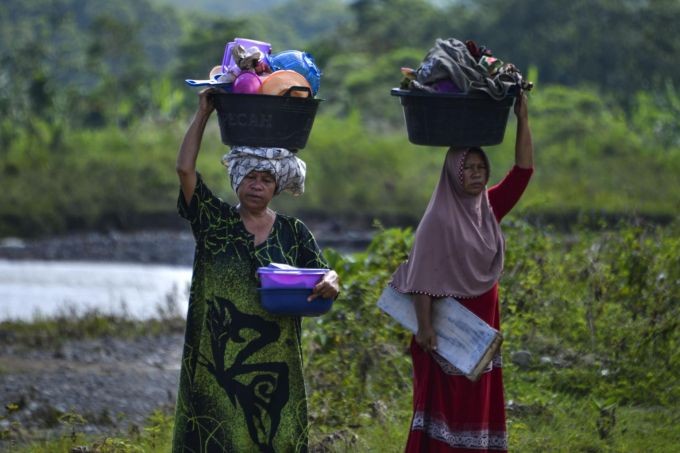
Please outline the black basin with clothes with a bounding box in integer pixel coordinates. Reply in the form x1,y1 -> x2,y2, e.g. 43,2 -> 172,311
212,87 -> 322,150
391,88 -> 515,148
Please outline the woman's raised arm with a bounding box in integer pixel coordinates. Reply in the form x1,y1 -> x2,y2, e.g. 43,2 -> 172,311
176,88 -> 216,204
513,92 -> 533,169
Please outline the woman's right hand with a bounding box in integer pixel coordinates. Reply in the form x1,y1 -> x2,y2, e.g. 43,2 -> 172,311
415,324 -> 438,353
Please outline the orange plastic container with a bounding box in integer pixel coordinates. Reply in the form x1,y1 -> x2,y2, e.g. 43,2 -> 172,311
261,70 -> 311,97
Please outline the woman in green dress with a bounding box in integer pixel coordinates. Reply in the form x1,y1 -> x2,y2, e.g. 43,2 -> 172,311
172,88 -> 340,452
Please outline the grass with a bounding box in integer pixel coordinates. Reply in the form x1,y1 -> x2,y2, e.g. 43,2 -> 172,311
508,401 -> 680,452
0,294 -> 186,349
4,409 -> 175,453
2,308 -> 679,452
6,400 -> 678,452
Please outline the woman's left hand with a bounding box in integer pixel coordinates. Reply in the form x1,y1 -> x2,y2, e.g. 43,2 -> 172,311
514,90 -> 528,121
308,270 -> 340,301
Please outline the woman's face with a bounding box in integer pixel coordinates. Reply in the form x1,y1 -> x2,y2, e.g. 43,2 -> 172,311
462,152 -> 488,196
237,171 -> 276,211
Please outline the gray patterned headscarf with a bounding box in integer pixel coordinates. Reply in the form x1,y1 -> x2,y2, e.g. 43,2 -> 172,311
222,146 -> 306,196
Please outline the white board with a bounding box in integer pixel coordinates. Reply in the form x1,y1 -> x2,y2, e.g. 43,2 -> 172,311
377,286 -> 503,381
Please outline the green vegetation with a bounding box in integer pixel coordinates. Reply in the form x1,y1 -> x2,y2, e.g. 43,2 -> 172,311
0,298 -> 185,349
2,0 -> 680,236
3,222 -> 679,451
2,410 -> 175,453
2,84 -> 678,237
303,221 -> 679,436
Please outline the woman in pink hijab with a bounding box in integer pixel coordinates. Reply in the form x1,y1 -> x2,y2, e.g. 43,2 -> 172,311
390,93 -> 534,452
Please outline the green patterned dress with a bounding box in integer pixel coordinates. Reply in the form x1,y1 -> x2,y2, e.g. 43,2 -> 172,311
172,175 -> 327,453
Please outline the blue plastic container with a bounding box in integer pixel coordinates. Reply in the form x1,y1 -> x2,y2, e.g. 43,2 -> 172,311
258,288 -> 333,317
269,50 -> 321,95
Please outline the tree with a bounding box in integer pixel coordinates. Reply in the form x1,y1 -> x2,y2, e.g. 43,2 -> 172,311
451,0 -> 680,102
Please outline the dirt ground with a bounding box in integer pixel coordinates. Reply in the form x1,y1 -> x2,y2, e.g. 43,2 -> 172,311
0,330 -> 184,445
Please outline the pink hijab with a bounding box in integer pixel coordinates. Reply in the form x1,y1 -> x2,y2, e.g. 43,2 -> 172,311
390,147 -> 504,298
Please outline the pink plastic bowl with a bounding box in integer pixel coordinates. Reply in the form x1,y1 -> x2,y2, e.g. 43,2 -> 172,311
232,71 -> 262,94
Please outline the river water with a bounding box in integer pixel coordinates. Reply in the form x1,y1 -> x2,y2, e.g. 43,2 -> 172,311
0,259 -> 192,321
0,228 -> 374,321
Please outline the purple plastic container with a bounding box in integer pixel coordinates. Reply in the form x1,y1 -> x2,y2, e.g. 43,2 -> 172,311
221,42 -> 236,74
257,264 -> 328,289
235,37 -> 271,55
221,38 -> 272,75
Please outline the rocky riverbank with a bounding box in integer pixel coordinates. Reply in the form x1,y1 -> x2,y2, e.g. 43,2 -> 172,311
0,224 -> 374,266
0,230 -> 197,266
0,330 -> 184,446
0,230 -> 192,446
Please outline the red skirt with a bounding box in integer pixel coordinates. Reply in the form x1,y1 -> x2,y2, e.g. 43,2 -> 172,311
404,284 -> 507,452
